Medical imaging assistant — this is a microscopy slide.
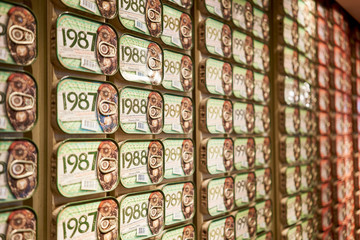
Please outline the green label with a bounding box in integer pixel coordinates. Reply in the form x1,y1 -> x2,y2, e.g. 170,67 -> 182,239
283,47 -> 295,75
284,107 -> 296,134
0,70 -> 37,132
286,167 -> 298,194
286,196 -> 299,225
206,98 -> 229,134
205,0 -> 230,19
57,140 -> 119,197
300,165 -> 310,191
256,200 -> 271,233
0,140 -> 37,202
60,0 -> 117,18
161,6 -> 192,50
233,30 -> 251,65
253,40 -> 266,71
0,208 -> 36,239
233,66 -> 251,99
254,104 -> 268,134
283,0 -> 295,17
163,139 -> 194,179
205,58 -> 232,96
56,78 -> 119,134
253,0 -> 265,9
301,192 -> 312,218
255,169 -> 266,199
285,137 -> 297,164
253,72 -> 267,102
298,54 -> 306,80
119,141 -> 163,188
234,138 -> 251,170
235,209 -> 253,239
254,137 -> 269,167
56,14 -> 118,75
283,17 -> 296,47
167,0 -> 192,9
119,87 -> 163,134
232,0 -> 251,30
207,177 -> 233,216
57,198 -> 118,240
160,225 -> 195,240
208,216 -> 234,240
119,35 -> 163,85
119,191 -> 164,239
118,0 -> 162,37
233,102 -> 251,134
205,18 -> 231,58
0,2 -> 37,66
297,0 -> 307,26
206,139 -> 232,174
286,224 -> 301,240
162,182 -> 195,225
297,27 -> 306,53
234,173 -> 254,207
299,82 -> 311,109
284,77 -> 298,105
163,95 -> 193,134
162,51 -> 193,92
253,8 -> 267,40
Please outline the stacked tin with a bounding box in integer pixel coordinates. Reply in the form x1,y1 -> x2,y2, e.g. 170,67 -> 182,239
275,0 -> 319,239
327,4 -> 355,239
0,0 -> 39,238
50,0 -> 196,239
195,0 -> 273,239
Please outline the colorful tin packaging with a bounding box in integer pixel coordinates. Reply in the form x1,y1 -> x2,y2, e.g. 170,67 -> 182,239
56,13 -> 117,75
59,0 -> 117,18
55,77 -> 118,134
163,94 -> 193,134
0,139 -> 38,202
118,191 -> 164,239
161,182 -> 195,226
55,139 -> 118,197
0,207 -> 37,239
162,50 -> 193,92
119,140 -> 164,188
0,2 -> 37,66
119,87 -> 163,134
0,70 -> 37,132
119,35 -> 163,85
161,6 -> 192,50
118,0 -> 162,37
55,198 -> 118,240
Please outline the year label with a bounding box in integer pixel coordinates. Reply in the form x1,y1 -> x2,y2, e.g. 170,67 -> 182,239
62,211 -> 98,239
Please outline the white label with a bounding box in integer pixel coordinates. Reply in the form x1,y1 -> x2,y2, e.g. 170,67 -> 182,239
214,6 -> 223,16
81,57 -> 97,72
216,124 -> 224,132
0,187 -> 7,199
0,48 -> 8,60
80,0 -> 97,13
215,45 -> 223,55
215,84 -> 224,94
217,204 -> 225,212
173,212 -> 182,220
171,36 -> 182,47
172,79 -> 182,90
137,227 -> 147,236
173,166 -> 182,175
135,20 -> 147,32
81,119 -> 98,132
216,163 -> 225,172
81,180 -> 97,191
0,117 -> 6,129
136,174 -> 147,183
172,123 -> 183,132
136,122 -> 147,132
